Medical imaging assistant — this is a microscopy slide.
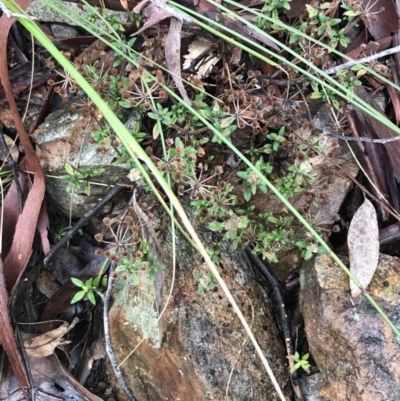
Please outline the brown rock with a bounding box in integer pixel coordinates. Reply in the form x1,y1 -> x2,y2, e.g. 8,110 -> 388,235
300,253 -> 400,401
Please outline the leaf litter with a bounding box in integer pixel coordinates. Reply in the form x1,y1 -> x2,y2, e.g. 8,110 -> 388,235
3,0 -> 400,398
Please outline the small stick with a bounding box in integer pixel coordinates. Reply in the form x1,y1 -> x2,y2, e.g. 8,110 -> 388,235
245,248 -> 304,401
323,129 -> 400,144
100,268 -> 137,401
324,44 -> 400,75
43,185 -> 122,267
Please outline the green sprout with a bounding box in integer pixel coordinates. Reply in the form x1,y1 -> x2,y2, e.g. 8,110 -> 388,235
289,352 -> 311,373
61,163 -> 105,195
70,275 -> 105,305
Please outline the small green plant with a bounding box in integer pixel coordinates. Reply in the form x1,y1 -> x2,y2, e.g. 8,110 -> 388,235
310,80 -> 340,109
70,275 -> 105,305
296,238 -> 327,260
86,8 -> 125,32
53,226 -> 83,242
102,9 -> 125,32
208,245 -> 221,263
256,0 -> 292,29
274,160 -> 316,198
115,239 -> 166,283
265,127 -> 287,153
237,157 -> 272,201
330,27 -> 351,49
336,69 -> 362,96
61,163 -> 105,195
193,269 -> 218,295
208,211 -> 296,263
307,4 -> 342,38
289,352 -> 311,373
149,94 -> 237,143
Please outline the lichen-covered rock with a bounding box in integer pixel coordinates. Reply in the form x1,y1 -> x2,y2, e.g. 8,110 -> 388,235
32,109 -> 129,217
108,201 -> 292,401
300,253 -> 400,401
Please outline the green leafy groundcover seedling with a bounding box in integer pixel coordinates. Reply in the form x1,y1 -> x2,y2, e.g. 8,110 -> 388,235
114,239 -> 166,284
61,163 -> 105,195
70,276 -> 105,305
192,269 -> 218,295
289,352 -> 311,373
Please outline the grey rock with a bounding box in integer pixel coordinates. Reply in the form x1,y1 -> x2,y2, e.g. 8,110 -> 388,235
27,0 -> 126,32
108,198 -> 292,401
50,23 -> 79,38
32,109 -> 129,217
299,373 -> 327,401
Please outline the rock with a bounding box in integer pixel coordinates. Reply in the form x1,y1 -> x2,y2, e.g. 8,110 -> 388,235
108,199 -> 292,401
300,253 -> 400,401
32,109 -> 129,217
27,0 -> 127,30
300,373 -> 326,401
50,24 -> 79,39
299,373 -> 327,401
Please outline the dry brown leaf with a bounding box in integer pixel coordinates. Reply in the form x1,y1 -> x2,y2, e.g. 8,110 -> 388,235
348,198 -> 379,297
1,0 -> 46,294
0,351 -> 103,401
24,318 -> 78,358
132,0 -> 174,36
361,0 -> 399,40
165,18 -> 191,104
75,337 -> 106,384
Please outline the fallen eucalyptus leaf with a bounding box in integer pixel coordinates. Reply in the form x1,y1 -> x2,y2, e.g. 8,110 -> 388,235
348,198 -> 379,297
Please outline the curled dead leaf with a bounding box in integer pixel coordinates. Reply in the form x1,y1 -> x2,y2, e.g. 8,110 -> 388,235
24,318 -> 78,358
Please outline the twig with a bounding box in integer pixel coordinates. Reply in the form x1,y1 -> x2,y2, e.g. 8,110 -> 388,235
12,312 -> 37,401
43,185 -> 122,267
324,44 -> 400,75
170,123 -> 209,135
245,248 -> 304,401
99,188 -> 145,400
323,129 -> 400,143
100,267 -> 137,401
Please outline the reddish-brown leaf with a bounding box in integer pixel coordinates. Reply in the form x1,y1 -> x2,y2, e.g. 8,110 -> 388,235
362,0 -> 399,40
0,2 -> 46,292
0,261 -> 29,396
